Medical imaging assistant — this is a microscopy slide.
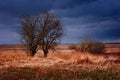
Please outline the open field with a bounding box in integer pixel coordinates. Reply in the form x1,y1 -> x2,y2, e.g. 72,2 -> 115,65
0,44 -> 120,80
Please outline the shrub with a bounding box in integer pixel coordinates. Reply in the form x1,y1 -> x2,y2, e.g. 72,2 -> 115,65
69,45 -> 80,52
68,45 -> 76,50
80,38 -> 105,54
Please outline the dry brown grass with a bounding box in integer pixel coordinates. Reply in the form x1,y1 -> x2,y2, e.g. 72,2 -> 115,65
0,50 -> 28,61
0,44 -> 119,70
0,44 -> 120,79
51,50 -> 120,65
0,49 -> 119,68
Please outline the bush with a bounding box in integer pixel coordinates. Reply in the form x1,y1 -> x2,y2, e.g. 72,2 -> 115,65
69,45 -> 80,52
68,45 -> 76,50
80,38 -> 105,54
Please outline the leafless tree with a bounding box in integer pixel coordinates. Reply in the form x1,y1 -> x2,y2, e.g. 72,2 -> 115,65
80,36 -> 105,54
39,12 -> 63,57
20,12 -> 63,57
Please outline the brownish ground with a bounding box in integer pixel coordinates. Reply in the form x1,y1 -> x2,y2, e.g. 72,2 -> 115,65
0,44 -> 120,79
0,44 -> 119,68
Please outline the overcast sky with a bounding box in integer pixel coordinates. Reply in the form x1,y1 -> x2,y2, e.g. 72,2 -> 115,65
0,0 -> 120,44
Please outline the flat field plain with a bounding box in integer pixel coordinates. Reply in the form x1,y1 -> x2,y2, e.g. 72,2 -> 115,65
0,44 -> 120,80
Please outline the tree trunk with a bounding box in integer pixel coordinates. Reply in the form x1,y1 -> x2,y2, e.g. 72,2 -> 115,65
43,50 -> 48,58
28,47 -> 37,56
29,50 -> 36,56
31,50 -> 36,56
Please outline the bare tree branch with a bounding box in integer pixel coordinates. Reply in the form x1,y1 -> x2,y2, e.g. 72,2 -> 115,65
20,11 -> 63,57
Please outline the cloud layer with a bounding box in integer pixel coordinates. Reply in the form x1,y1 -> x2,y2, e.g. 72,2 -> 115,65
0,0 -> 120,44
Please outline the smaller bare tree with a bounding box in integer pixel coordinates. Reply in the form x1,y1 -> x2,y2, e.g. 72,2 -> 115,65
80,36 -> 105,54
39,12 -> 63,57
20,15 -> 44,56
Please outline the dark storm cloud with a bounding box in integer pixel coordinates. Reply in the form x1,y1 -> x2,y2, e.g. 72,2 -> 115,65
53,0 -> 120,18
53,0 -> 120,43
52,0 -> 96,9
61,17 -> 120,43
0,0 -> 52,17
0,0 -> 97,16
0,0 -> 120,44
